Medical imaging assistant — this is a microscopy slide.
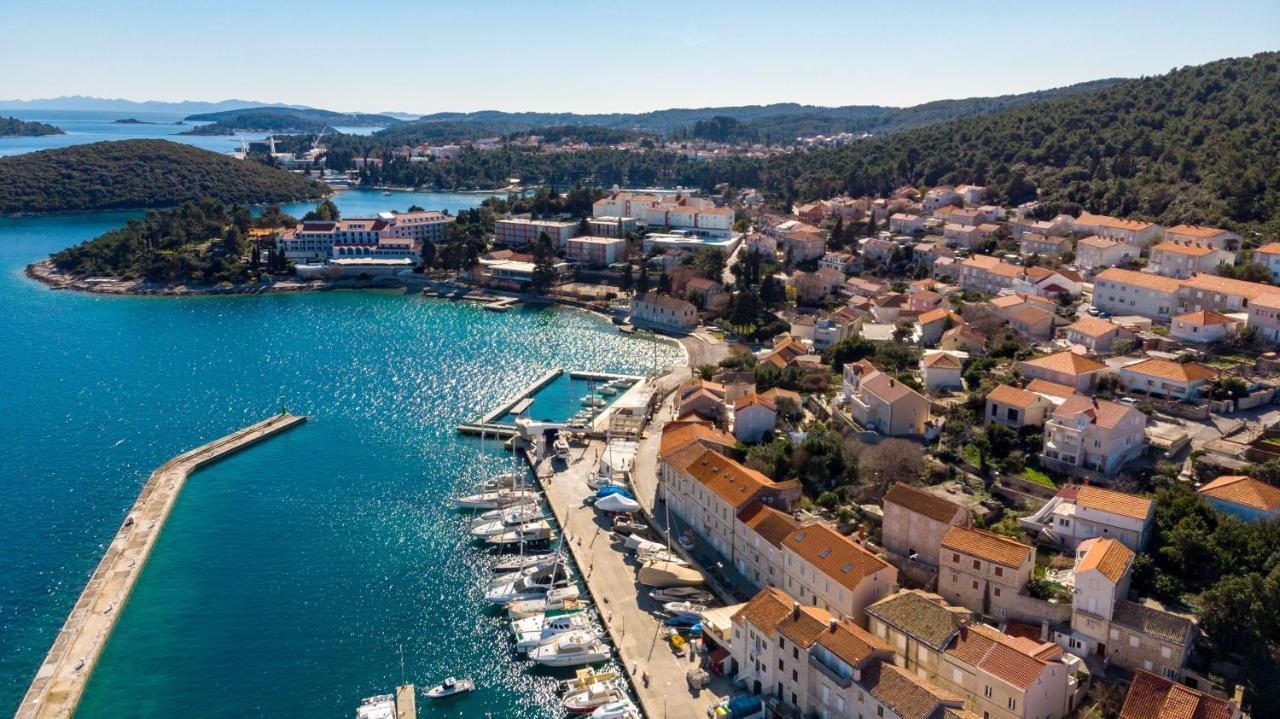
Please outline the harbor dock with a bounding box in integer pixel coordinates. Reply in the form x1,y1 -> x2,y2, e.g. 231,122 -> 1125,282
394,684 -> 416,719
529,433 -> 731,718
16,413 -> 307,719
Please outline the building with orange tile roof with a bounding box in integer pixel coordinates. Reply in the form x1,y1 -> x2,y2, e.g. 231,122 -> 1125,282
1148,240 -> 1235,279
1071,212 -> 1162,245
920,351 -> 964,392
867,589 -> 1081,719
1198,475 -> 1280,522
939,323 -> 987,356
1063,316 -> 1135,354
937,526 -> 1036,619
731,587 -> 966,719
1025,378 -> 1075,400
657,420 -> 736,458
1018,484 -> 1154,551
1163,224 -> 1241,251
1170,309 -> 1240,344
1074,234 -> 1140,271
732,500 -> 803,589
1042,395 -> 1147,475
844,364 -> 932,437
781,523 -> 897,623
1246,291 -> 1280,343
1008,304 -> 1056,340
732,392 -> 778,444
1253,241 -> 1280,282
882,483 -> 968,567
1092,268 -> 1183,320
985,384 -> 1054,429
1019,351 -> 1108,392
660,446 -> 801,563
1178,272 -> 1276,313
1119,670 -> 1241,719
1119,358 -> 1217,401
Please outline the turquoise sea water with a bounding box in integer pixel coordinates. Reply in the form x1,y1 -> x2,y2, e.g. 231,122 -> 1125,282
0,191 -> 683,717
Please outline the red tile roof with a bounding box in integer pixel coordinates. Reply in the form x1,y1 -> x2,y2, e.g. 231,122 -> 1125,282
1198,475 -> 1280,512
940,526 -> 1033,568
782,524 -> 892,591
884,483 -> 965,524
1119,670 -> 1239,719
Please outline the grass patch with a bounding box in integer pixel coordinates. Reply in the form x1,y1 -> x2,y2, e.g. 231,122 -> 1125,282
1021,466 -> 1058,489
960,444 -> 982,467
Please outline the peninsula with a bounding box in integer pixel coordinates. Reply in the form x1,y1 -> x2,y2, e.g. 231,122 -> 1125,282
0,139 -> 327,214
0,116 -> 63,137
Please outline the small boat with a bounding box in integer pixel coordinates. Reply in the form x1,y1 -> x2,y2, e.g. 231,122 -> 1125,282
678,532 -> 696,550
381,190 -> 392,196
514,616 -> 598,654
355,694 -> 396,719
486,520 -> 555,546
587,474 -> 627,491
595,486 -> 633,499
471,501 -> 539,526
507,586 -> 584,619
612,519 -> 647,535
650,587 -> 715,604
557,667 -> 617,694
595,494 -> 641,514
562,680 -> 627,715
453,489 -> 539,510
663,600 -> 708,616
624,535 -> 665,553
553,437 -> 571,459
590,699 -> 641,719
476,470 -> 525,491
510,606 -> 586,634
470,507 -> 546,537
424,677 -> 474,699
598,386 -> 618,396
529,632 -> 611,668
485,572 -> 573,605
638,560 -> 705,588
491,560 -> 572,589
636,548 -> 687,565
492,549 -> 556,574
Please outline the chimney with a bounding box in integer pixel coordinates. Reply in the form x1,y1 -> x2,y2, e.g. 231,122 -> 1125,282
1040,620 -> 1050,642
829,618 -> 838,632
792,602 -> 800,619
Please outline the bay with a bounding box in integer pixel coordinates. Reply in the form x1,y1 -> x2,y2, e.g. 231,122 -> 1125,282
0,190 -> 681,717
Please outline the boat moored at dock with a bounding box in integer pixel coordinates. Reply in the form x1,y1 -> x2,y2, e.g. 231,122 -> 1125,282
528,632 -> 611,668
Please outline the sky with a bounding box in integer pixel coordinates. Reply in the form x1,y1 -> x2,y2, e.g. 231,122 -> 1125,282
2,0 -> 1277,115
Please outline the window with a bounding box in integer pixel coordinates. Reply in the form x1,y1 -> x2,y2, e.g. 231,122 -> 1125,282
1161,646 -> 1172,659
1007,698 -> 1016,711
1130,636 -> 1140,648
984,685 -> 993,698
994,587 -> 1001,597
972,580 -> 979,590
972,559 -> 981,570
952,553 -> 960,564
994,566 -> 1003,577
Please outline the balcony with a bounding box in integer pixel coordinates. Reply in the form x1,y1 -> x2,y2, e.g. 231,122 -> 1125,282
808,655 -> 853,688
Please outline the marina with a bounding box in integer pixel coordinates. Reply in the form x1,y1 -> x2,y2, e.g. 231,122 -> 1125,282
15,413 -> 307,719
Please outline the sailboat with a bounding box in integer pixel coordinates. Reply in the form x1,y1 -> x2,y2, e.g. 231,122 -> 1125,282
486,519 -> 555,546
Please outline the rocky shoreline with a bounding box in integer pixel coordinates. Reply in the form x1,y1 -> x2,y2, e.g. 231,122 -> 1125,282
24,259 -> 423,297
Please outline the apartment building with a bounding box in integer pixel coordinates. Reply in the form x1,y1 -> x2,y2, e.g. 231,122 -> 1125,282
781,524 -> 898,624
281,211 -> 450,261
1169,310 -> 1239,344
881,483 -> 969,566
1074,235 -> 1139,271
1246,292 -> 1280,342
890,213 -> 925,234
733,501 -> 802,589
959,255 -> 1022,294
1042,395 -> 1147,476
924,186 -> 958,212
1147,241 -> 1234,279
563,235 -> 625,266
1091,268 -> 1181,320
660,446 -> 801,559
1019,233 -> 1072,258
731,588 -> 967,719
844,365 -> 931,437
1071,213 -> 1162,246
867,590 -> 1080,719
937,526 -> 1036,620
921,352 -> 964,392
1253,242 -> 1280,281
630,292 -> 697,333
1163,224 -> 1241,251
586,215 -> 638,237
1177,273 -> 1275,313
1062,317 -> 1134,354
494,217 -> 579,248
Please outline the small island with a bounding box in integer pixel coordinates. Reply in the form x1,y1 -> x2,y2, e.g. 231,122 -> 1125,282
0,116 -> 63,137
113,118 -> 156,125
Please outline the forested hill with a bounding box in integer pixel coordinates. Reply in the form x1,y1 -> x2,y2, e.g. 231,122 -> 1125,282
0,116 -> 63,137
753,51 -> 1280,230
182,107 -> 400,135
0,140 -> 327,214
386,78 -> 1122,143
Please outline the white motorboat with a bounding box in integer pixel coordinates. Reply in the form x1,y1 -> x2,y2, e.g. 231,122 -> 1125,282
514,616 -> 597,653
624,535 -> 665,553
662,601 -> 708,616
588,474 -> 627,491
612,519 -> 647,535
507,586 -> 583,619
556,668 -> 618,694
562,680 -> 626,714
486,520 -> 555,546
485,572 -> 572,605
650,587 -> 714,604
493,550 -> 561,575
595,494 -> 641,514
470,507 -> 546,537
355,694 -> 396,719
598,386 -> 618,396
491,560 -> 572,589
590,699 -> 641,719
511,606 -> 586,633
424,677 -> 474,699
529,632 -> 611,667
471,501 -> 538,525
453,488 -> 538,510
553,437 -> 571,459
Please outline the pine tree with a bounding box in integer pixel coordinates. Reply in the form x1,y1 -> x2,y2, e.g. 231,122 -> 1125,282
620,263 -> 634,293
831,217 -> 844,248
637,264 -> 650,294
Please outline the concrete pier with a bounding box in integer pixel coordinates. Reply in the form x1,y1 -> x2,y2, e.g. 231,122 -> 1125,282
16,413 -> 307,719
394,684 -> 416,719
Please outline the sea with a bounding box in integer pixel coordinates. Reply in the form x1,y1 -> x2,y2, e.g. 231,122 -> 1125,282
0,187 -> 684,718
0,109 -> 381,158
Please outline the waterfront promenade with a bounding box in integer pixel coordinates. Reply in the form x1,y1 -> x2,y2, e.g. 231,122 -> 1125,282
16,413 -> 307,719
